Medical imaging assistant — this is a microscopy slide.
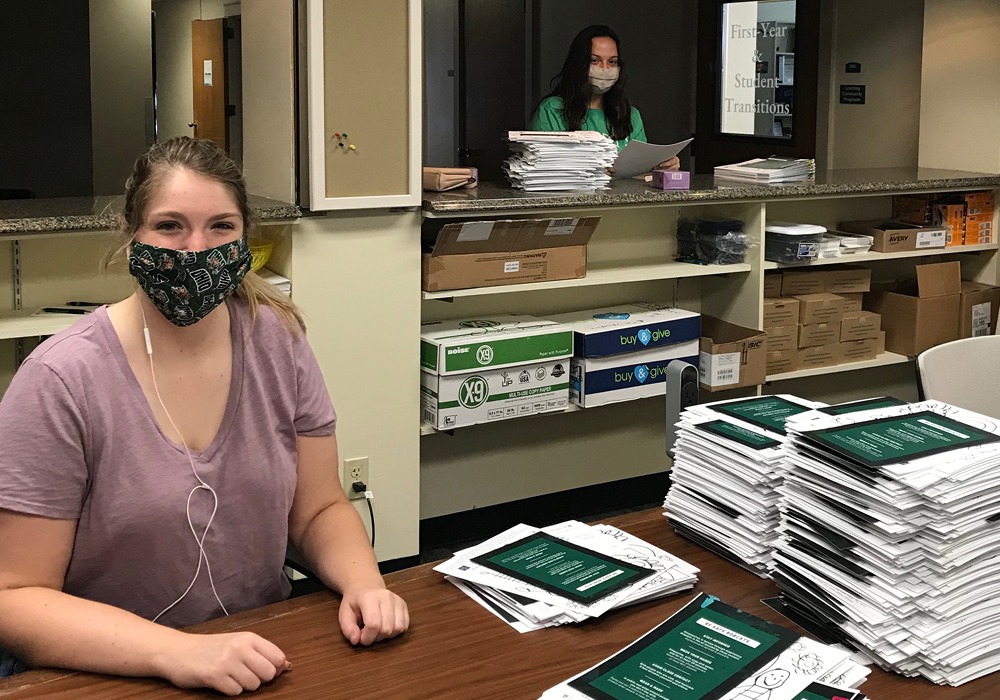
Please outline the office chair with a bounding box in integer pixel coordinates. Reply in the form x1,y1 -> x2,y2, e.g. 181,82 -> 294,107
916,336 -> 1000,419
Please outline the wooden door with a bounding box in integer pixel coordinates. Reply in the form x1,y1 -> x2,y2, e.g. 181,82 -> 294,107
459,0 -> 526,183
694,0 -> 819,173
192,18 -> 227,150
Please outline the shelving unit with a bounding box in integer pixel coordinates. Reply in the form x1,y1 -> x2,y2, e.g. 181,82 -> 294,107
767,351 -> 911,382
0,312 -> 80,341
762,242 -> 998,269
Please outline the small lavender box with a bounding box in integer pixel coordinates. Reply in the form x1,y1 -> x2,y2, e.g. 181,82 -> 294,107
651,169 -> 691,190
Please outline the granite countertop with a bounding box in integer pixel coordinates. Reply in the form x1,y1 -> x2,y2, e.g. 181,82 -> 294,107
422,167 -> 1000,216
0,195 -> 301,235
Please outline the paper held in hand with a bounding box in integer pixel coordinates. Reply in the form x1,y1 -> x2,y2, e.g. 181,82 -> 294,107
612,138 -> 694,179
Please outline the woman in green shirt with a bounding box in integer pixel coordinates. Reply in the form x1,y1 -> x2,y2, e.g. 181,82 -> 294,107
529,25 -> 680,171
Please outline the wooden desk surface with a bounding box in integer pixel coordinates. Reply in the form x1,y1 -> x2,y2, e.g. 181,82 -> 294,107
1,508 -> 996,699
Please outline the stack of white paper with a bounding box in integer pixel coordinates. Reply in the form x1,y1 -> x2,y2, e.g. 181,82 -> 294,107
434,519 -> 698,632
256,267 -> 291,297
539,592 -> 871,700
504,131 -> 618,192
663,395 -> 824,576
774,401 -> 1000,685
714,157 -> 816,184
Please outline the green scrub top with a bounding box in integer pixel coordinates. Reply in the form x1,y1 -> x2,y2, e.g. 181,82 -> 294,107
529,96 -> 646,151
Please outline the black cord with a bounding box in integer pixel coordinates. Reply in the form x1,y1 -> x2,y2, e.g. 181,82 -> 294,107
365,496 -> 375,548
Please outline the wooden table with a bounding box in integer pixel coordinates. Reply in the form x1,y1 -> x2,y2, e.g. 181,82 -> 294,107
0,508 -> 996,698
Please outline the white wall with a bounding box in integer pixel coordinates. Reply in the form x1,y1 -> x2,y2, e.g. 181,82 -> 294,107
820,0 -> 924,170
242,0 -> 297,202
89,0 -> 153,194
291,213 -> 422,562
919,0 -> 1000,173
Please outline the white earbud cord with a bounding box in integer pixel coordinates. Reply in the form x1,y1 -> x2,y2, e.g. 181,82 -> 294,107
140,306 -> 229,622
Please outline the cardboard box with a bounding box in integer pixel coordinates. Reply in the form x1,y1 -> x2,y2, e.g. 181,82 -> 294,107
797,343 -> 842,369
765,324 -> 798,353
893,194 -> 935,225
651,169 -> 691,190
420,315 -> 573,375
420,359 -> 570,430
840,220 -> 946,253
824,265 -> 871,294
865,261 -> 962,355
763,298 -> 800,328
763,273 -> 783,297
965,191 -> 995,216
794,293 -> 846,325
766,350 -> 797,375
840,336 -> 880,363
959,280 -> 1000,337
421,217 -> 598,292
569,341 -> 699,407
840,311 -> 881,342
780,269 -> 826,296
798,322 -> 840,348
546,303 -> 700,358
698,317 -> 767,391
839,293 -> 864,314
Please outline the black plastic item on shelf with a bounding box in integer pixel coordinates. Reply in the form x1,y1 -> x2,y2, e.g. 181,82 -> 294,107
764,222 -> 826,263
676,218 -> 748,265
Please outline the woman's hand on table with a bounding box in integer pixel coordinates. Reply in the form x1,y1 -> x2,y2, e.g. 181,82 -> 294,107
339,587 -> 410,646
158,630 -> 290,696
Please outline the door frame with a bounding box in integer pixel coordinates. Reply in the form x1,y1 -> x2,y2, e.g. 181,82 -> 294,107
694,0 -> 820,173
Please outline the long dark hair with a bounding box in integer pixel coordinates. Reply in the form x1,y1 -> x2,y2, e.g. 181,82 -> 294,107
539,25 -> 633,141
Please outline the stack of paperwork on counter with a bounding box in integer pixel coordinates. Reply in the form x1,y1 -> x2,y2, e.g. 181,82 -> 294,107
664,395 -> 824,576
434,519 -> 698,632
539,592 -> 871,700
774,400 -> 1000,685
714,157 -> 816,184
504,131 -> 618,192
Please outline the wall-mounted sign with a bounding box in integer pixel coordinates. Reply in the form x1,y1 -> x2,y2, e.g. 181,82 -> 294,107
845,62 -> 862,73
839,84 -> 866,105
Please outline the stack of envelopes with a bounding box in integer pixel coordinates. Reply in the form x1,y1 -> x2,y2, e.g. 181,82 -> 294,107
504,131 -> 618,192
774,400 -> 1000,685
434,519 -> 698,632
664,395 -> 824,576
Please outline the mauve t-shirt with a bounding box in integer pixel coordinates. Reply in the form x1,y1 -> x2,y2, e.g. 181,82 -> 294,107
0,299 -> 336,628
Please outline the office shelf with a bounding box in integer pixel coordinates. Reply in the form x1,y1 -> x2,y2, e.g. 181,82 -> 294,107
766,351 -> 911,382
0,312 -> 80,341
762,242 -> 998,269
422,260 -> 752,300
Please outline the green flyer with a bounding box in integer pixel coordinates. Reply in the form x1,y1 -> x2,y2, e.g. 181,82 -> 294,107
713,396 -> 812,435
793,682 -> 866,700
804,410 -> 1000,468
698,420 -> 781,450
568,593 -> 798,700
470,532 -> 654,604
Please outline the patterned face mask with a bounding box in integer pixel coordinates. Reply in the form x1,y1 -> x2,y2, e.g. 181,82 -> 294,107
128,238 -> 252,327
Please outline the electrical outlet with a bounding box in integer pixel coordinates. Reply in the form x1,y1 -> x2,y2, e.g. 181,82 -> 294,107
343,457 -> 369,500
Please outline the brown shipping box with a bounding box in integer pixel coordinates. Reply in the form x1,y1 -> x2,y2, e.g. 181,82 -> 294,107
765,324 -> 798,353
797,343 -> 842,370
824,265 -> 871,294
840,311 -> 881,342
840,220 -> 946,253
699,317 -> 767,391
794,293 -> 846,325
422,217 -> 598,292
798,322 -> 840,348
840,336 -> 881,363
763,298 -> 800,328
959,280 -> 1000,337
866,261 -> 961,355
766,350 -> 797,375
839,293 -> 863,314
763,273 -> 783,297
780,270 -> 825,296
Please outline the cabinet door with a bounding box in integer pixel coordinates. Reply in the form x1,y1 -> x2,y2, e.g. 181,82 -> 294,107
304,0 -> 422,210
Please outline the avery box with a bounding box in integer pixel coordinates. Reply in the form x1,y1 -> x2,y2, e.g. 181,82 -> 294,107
569,341 -> 699,407
546,303 -> 700,358
698,317 -> 767,391
420,315 -> 572,376
840,220 -> 946,253
421,217 -> 598,292
421,360 -> 571,430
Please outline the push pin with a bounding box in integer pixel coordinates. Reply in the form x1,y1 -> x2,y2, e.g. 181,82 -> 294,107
349,144 -> 356,151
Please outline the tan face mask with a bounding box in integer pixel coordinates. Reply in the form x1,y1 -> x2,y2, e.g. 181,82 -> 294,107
588,66 -> 620,94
